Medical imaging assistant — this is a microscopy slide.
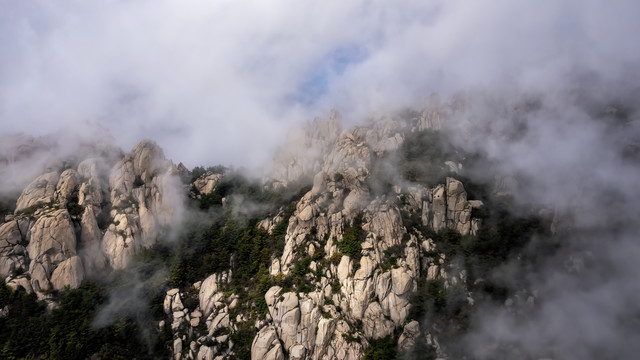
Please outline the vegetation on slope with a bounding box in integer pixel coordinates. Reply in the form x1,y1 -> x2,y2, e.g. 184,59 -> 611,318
0,120 -> 561,359
0,279 -> 170,360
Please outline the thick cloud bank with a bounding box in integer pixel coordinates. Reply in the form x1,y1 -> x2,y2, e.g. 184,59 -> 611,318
439,82 -> 640,359
1,0 -> 639,168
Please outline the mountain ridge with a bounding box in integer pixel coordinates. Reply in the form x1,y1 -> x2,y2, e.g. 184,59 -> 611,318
0,90 -> 636,359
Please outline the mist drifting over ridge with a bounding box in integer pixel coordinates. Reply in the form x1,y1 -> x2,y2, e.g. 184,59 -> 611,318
1,0 -> 639,168
2,1 -> 640,359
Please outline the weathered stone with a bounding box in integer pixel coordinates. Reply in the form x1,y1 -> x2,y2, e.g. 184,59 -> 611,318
54,169 -> 77,205
266,291 -> 300,350
79,206 -> 106,271
172,293 -> 184,312
432,185 -> 446,231
193,173 -> 222,195
197,346 -> 214,360
251,326 -> 283,360
50,256 -> 84,290
15,172 -> 59,213
167,288 -> 180,296
163,293 -> 173,314
26,209 -> 77,290
337,255 -> 352,281
200,273 -> 226,317
208,312 -> 230,335
173,338 -> 183,360
101,213 -> 141,269
0,221 -> 25,277
363,302 -> 395,339
391,267 -> 414,296
289,344 -> 306,360
103,140 -> 181,268
190,317 -> 200,327
6,276 -> 33,293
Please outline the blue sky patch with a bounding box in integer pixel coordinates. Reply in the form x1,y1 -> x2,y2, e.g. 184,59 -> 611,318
292,44 -> 368,106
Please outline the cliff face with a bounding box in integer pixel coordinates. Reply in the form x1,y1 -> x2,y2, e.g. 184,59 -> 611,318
159,100 -> 490,360
0,97 -> 542,359
0,139 -> 182,305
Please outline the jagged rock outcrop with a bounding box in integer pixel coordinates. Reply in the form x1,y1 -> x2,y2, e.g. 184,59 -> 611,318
163,272 -> 239,360
193,172 -> 223,196
14,172 -> 60,213
179,106 -> 478,360
199,272 -> 230,318
102,139 -> 181,268
50,256 -> 84,290
79,206 -> 107,271
252,326 -> 285,360
397,320 -> 420,351
27,208 -> 78,292
2,98 -> 488,359
0,221 -> 27,278
0,138 -> 182,294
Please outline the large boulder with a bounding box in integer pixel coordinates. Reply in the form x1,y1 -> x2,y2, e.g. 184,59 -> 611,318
26,208 -> 77,291
15,172 -> 59,213
50,256 -> 84,290
193,173 -> 223,195
54,169 -> 77,206
0,221 -> 26,277
362,302 -> 395,339
103,140 -> 181,268
251,326 -> 285,360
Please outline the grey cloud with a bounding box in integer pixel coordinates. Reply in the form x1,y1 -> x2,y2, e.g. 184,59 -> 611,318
436,80 -> 640,358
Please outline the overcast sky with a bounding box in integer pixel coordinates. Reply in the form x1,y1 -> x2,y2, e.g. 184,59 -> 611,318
1,0 -> 639,168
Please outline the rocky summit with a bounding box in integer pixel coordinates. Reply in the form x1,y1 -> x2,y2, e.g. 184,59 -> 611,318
0,94 -> 605,359
1,139 -> 178,299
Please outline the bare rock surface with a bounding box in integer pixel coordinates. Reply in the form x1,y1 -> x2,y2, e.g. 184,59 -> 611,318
193,172 -> 223,195
1,138 -> 182,293
15,172 -> 59,213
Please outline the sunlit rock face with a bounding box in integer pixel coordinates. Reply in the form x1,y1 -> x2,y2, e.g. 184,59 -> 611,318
0,101 -> 487,359
0,138 -> 183,296
102,139 -> 182,269
165,103 -> 485,360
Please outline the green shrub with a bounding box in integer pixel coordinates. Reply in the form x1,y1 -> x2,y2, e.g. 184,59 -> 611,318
331,279 -> 341,294
363,335 -> 398,360
338,224 -> 365,258
330,252 -> 342,265
380,244 -> 404,272
198,192 -> 222,209
292,257 -> 312,278
228,324 -> 256,360
324,297 -> 334,306
0,279 -> 168,359
342,333 -> 360,344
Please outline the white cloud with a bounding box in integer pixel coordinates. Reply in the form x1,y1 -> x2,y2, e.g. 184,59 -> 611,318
1,0 -> 638,170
